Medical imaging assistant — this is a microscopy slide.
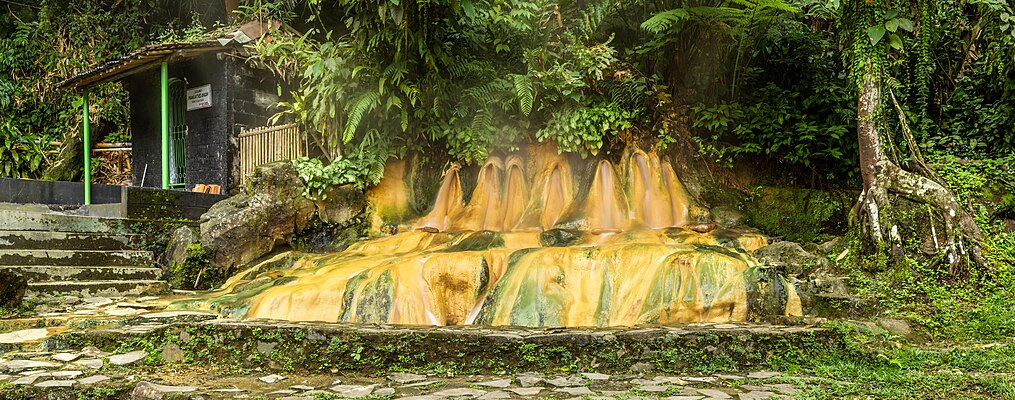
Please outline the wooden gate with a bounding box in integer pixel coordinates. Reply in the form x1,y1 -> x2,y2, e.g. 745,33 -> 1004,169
238,123 -> 305,186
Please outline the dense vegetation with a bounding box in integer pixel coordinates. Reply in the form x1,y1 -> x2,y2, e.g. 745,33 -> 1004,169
0,1 -> 225,179
244,0 -> 1015,188
3,1 -> 1013,185
2,1 -> 1015,398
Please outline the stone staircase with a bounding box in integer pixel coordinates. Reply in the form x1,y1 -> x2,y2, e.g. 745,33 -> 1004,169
0,208 -> 169,299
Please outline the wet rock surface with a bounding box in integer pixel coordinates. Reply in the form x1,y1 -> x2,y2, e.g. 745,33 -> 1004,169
199,161 -> 366,272
0,270 -> 27,308
161,226 -> 199,270
752,240 -> 824,274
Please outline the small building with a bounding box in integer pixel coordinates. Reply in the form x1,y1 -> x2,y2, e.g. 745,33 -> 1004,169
59,21 -> 304,199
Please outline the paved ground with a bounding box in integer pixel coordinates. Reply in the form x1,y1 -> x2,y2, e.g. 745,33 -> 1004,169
1,295 -> 837,399
0,349 -> 816,399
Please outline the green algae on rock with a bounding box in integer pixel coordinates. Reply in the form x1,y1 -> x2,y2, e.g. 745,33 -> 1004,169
177,147 -> 802,327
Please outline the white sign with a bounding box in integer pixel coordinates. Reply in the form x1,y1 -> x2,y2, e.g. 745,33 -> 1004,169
186,84 -> 212,111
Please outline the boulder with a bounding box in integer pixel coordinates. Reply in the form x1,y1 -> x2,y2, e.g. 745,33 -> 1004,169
201,162 -> 316,271
752,241 -> 825,275
42,134 -> 83,182
314,185 -> 366,226
160,226 -> 199,269
710,205 -> 743,228
0,270 -> 27,309
200,162 -> 366,271
131,382 -> 198,399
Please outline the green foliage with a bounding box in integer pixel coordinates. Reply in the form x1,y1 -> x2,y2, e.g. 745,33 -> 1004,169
536,102 -> 635,156
738,186 -> 852,243
168,243 -> 224,290
0,301 -> 33,319
930,65 -> 1015,158
253,0 -> 665,170
838,155 -> 1015,342
0,1 -> 214,179
292,151 -> 385,198
687,14 -> 858,182
0,120 -> 47,178
154,14 -> 219,43
866,9 -> 913,50
891,1 -> 1015,160
640,9 -> 690,34
523,33 -> 655,157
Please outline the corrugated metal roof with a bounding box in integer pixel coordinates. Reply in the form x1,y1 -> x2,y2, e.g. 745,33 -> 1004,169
58,21 -> 278,90
58,40 -> 235,90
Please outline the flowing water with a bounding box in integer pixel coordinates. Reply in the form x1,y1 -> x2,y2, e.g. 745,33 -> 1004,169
181,147 -> 802,327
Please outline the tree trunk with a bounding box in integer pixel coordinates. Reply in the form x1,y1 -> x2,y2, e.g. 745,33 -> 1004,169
856,60 -> 887,240
225,0 -> 241,22
853,58 -> 988,274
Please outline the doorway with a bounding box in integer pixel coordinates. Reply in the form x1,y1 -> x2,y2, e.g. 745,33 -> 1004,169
167,78 -> 187,188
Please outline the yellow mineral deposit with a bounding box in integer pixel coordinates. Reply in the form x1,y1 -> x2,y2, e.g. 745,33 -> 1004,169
414,163 -> 463,231
501,156 -> 529,231
366,159 -> 410,231
516,153 -> 572,231
188,146 -> 802,327
582,160 -> 630,232
450,158 -> 504,231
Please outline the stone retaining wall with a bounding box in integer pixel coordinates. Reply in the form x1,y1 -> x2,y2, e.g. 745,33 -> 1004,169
47,319 -> 848,375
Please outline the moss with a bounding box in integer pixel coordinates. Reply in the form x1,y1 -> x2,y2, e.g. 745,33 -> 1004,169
736,187 -> 853,243
0,300 -> 34,318
167,243 -> 224,290
50,321 -> 854,378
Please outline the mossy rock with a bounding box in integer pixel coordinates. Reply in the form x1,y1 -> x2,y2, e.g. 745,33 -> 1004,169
737,187 -> 854,243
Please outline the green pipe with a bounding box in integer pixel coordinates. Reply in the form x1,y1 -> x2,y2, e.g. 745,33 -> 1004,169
160,62 -> 170,189
82,90 -> 91,205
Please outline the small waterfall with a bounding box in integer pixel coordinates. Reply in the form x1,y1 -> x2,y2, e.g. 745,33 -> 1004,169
183,147 -> 801,327
451,158 -> 504,231
540,163 -> 570,230
501,157 -> 528,231
414,164 -> 464,231
583,160 -> 629,232
628,150 -> 691,229
662,162 -> 691,227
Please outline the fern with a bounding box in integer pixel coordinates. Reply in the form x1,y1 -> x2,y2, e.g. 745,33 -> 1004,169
512,74 -> 535,115
343,91 -> 380,143
727,0 -> 799,14
463,81 -> 507,104
471,109 -> 494,134
383,60 -> 409,84
641,8 -> 691,33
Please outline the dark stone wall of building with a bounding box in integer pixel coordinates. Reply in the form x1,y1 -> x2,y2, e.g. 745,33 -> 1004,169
128,68 -> 166,189
226,57 -> 281,193
181,52 -> 231,192
229,58 -> 278,129
128,51 -> 279,194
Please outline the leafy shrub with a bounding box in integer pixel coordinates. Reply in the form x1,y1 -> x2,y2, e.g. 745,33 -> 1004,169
0,120 -> 48,178
688,21 -> 858,183
292,151 -> 385,198
536,102 -> 636,157
932,69 -> 1015,159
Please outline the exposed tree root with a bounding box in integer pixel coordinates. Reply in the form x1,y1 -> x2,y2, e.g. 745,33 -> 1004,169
858,160 -> 989,275
853,60 -> 989,276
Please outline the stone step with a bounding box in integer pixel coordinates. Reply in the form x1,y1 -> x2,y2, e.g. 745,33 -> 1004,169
43,320 -> 846,375
0,249 -> 153,267
0,317 -> 68,334
27,280 -> 170,298
0,210 -> 130,234
0,230 -> 144,250
0,266 -> 162,282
